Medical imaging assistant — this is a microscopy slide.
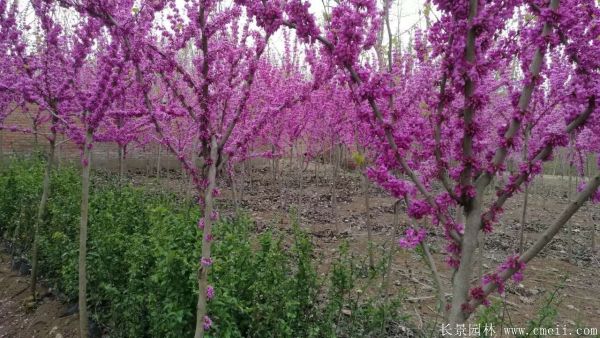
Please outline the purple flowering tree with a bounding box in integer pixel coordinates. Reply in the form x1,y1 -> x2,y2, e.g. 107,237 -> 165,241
273,0 -> 600,325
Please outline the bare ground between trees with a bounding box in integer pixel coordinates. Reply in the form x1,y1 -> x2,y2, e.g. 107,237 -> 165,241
0,252 -> 79,338
1,159 -> 599,337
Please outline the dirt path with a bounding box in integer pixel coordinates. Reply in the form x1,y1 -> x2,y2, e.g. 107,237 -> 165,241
0,253 -> 78,338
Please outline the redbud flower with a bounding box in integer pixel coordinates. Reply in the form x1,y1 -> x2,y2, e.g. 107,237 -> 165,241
206,285 -> 215,300
203,315 -> 212,330
201,257 -> 212,267
398,228 -> 427,249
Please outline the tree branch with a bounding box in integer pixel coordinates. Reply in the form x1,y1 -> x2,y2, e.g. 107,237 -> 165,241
482,96 -> 596,226
475,0 -> 561,191
468,171 -> 600,312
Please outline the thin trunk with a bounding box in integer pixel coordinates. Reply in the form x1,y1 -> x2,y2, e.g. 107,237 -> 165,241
56,137 -> 62,169
271,145 -> 277,182
31,127 -> 57,300
239,163 -> 245,203
290,145 -> 295,170
156,144 -> 162,179
0,128 -> 4,166
586,155 -> 591,178
519,130 -> 530,254
33,124 -> 39,151
591,212 -> 596,254
78,128 -> 93,338
331,143 -> 339,234
421,242 -> 447,315
519,184 -> 529,254
248,160 -> 253,192
567,139 -> 574,263
231,164 -> 239,211
118,144 -> 125,179
298,141 -> 304,169
195,136 -> 218,338
383,200 -> 402,297
567,156 -> 573,263
560,149 -> 565,182
302,155 -> 310,172
10,210 -> 24,268
363,173 -> 374,269
477,232 -> 484,280
186,140 -> 199,203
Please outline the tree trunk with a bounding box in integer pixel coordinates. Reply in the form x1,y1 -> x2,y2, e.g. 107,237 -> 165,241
456,206 -> 465,227
118,144 -> 126,179
156,144 -> 162,179
195,136 -> 218,338
421,242 -> 447,315
591,213 -> 596,254
552,152 -> 558,176
448,189 -> 483,325
33,124 -> 39,151
239,163 -> 245,203
31,128 -> 57,300
56,137 -> 62,169
230,165 -> 239,211
185,140 -> 200,206
331,143 -> 340,234
518,130 -> 530,254
78,128 -> 93,338
382,200 -> 402,297
10,210 -> 24,269
271,145 -> 277,182
247,160 -> 253,192
567,140 -> 574,264
0,128 -> 4,166
477,232 -> 484,280
519,184 -> 529,254
362,173 -> 374,270
560,149 -> 566,182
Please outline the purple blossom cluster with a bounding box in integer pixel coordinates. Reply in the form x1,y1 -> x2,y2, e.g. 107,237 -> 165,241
398,227 -> 427,249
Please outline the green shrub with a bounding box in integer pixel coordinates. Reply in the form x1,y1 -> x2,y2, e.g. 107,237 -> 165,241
0,156 -> 44,247
0,158 -> 412,338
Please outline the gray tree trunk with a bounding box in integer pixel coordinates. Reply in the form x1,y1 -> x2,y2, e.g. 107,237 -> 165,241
31,125 -> 57,300
78,128 -> 93,338
194,136 -> 218,338
362,173 -> 374,269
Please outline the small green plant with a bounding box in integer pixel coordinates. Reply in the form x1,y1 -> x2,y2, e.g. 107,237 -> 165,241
518,276 -> 566,338
474,275 -> 568,338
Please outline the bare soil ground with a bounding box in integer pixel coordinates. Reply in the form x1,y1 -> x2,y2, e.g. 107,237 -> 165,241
1,159 -> 598,337
0,253 -> 79,338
